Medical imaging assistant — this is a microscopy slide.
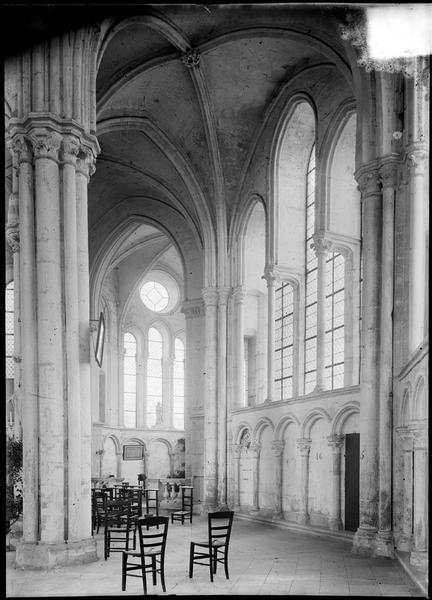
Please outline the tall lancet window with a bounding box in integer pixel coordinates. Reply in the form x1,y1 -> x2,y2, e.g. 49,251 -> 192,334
147,327 -> 163,427
304,145 -> 317,394
274,282 -> 294,400
325,252 -> 345,388
173,337 -> 184,429
5,281 -> 14,380
123,332 -> 137,427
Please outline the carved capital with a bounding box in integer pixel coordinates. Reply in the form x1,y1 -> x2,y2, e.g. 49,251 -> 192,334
13,355 -> 22,363
218,286 -> 231,306
232,444 -> 242,459
6,226 -> 20,253
271,440 -> 285,457
379,160 -> 399,189
61,135 -> 81,165
76,146 -> 97,178
262,266 -> 278,287
356,168 -> 381,197
311,233 -> 333,256
411,426 -> 428,450
181,48 -> 200,68
232,285 -> 247,304
327,434 -> 345,452
30,130 -> 62,160
7,134 -> 33,164
406,148 -> 428,178
202,287 -> 219,308
249,442 -> 261,458
296,438 -> 312,455
181,299 -> 205,319
7,192 -> 19,228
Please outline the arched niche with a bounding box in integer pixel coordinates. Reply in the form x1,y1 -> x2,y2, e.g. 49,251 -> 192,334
274,99 -> 316,270
327,112 -> 360,237
102,435 -> 118,477
413,376 -> 427,420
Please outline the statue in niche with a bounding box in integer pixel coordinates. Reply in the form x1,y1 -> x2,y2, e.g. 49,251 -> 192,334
155,402 -> 163,426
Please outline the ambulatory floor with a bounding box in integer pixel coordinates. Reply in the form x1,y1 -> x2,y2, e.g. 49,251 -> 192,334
6,514 -> 425,597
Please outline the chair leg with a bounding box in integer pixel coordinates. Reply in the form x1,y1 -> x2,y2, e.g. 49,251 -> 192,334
189,543 -> 194,578
213,548 -> 217,573
141,557 -> 147,596
160,557 -> 166,593
209,550 -> 214,582
151,556 -> 157,585
121,552 -> 127,591
224,550 -> 229,579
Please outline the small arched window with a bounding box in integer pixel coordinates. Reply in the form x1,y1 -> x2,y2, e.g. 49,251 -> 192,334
325,251 -> 345,389
123,332 -> 137,427
147,327 -> 163,427
304,145 -> 317,394
173,337 -> 184,429
5,281 -> 14,380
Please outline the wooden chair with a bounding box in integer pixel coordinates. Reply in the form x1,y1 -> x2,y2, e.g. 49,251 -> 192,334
104,498 -> 136,560
144,488 -> 159,517
92,488 -> 113,534
189,511 -> 234,582
121,516 -> 169,595
171,485 -> 193,524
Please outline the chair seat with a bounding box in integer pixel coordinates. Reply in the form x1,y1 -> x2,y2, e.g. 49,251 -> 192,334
124,547 -> 161,558
172,510 -> 189,515
193,539 -> 226,548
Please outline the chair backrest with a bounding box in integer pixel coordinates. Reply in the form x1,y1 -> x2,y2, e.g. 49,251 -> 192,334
104,498 -> 133,528
137,516 -> 169,556
208,511 -> 234,548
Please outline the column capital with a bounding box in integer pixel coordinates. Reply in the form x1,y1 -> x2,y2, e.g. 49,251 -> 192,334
249,442 -> 261,458
232,285 -> 247,303
406,146 -> 428,177
327,434 -> 345,451
217,286 -> 231,306
379,158 -> 400,189
296,438 -> 312,455
262,266 -> 278,286
6,191 -> 20,253
311,233 -> 333,256
201,287 -> 219,308
29,129 -> 63,161
232,444 -> 242,459
181,298 -> 205,319
355,164 -> 381,197
409,423 -> 428,449
76,146 -> 97,179
181,47 -> 200,69
271,440 -> 285,457
395,426 -> 414,450
60,134 -> 81,166
7,133 -> 33,164
6,226 -> 20,253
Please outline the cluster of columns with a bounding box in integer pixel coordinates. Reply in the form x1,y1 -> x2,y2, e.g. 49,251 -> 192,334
7,118 -> 99,568
231,433 -> 346,527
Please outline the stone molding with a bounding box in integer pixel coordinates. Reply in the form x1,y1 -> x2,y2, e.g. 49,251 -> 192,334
181,48 -> 200,68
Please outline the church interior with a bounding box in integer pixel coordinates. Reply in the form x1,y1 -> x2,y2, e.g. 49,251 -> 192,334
4,2 -> 429,596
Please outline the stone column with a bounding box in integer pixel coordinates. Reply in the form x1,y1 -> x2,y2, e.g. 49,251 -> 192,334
375,159 -> 398,557
327,434 -> 344,530
271,440 -> 285,520
202,287 -> 218,510
262,269 -> 276,403
249,442 -> 261,512
163,353 -> 174,428
296,438 -> 311,525
396,427 -> 413,552
311,235 -> 332,393
410,425 -> 428,569
61,135 -> 82,541
217,287 -> 230,508
31,130 -> 65,545
407,147 -> 428,353
9,135 -> 38,545
352,166 -> 381,556
76,145 -> 98,540
233,286 -> 246,408
232,444 -> 242,510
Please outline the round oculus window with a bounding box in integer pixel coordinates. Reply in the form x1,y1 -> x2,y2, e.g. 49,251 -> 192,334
140,281 -> 169,312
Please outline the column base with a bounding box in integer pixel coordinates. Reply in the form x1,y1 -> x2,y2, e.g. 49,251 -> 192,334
373,530 -> 395,558
272,511 -> 283,521
264,397 -> 272,404
410,550 -> 428,570
352,526 -> 377,556
397,533 -> 412,552
297,512 -> 310,525
328,517 -> 343,531
15,537 -> 97,570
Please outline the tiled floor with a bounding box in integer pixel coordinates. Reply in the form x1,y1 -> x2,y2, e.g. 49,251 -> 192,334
6,514 -> 425,597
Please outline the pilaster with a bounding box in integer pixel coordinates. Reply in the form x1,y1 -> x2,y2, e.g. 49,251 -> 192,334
296,438 -> 311,525
327,434 -> 344,530
217,286 -> 230,508
249,442 -> 261,513
232,444 -> 242,510
271,440 -> 285,520
395,427 -> 413,552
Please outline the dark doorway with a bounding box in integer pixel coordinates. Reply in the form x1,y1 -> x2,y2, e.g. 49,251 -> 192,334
344,433 -> 360,531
